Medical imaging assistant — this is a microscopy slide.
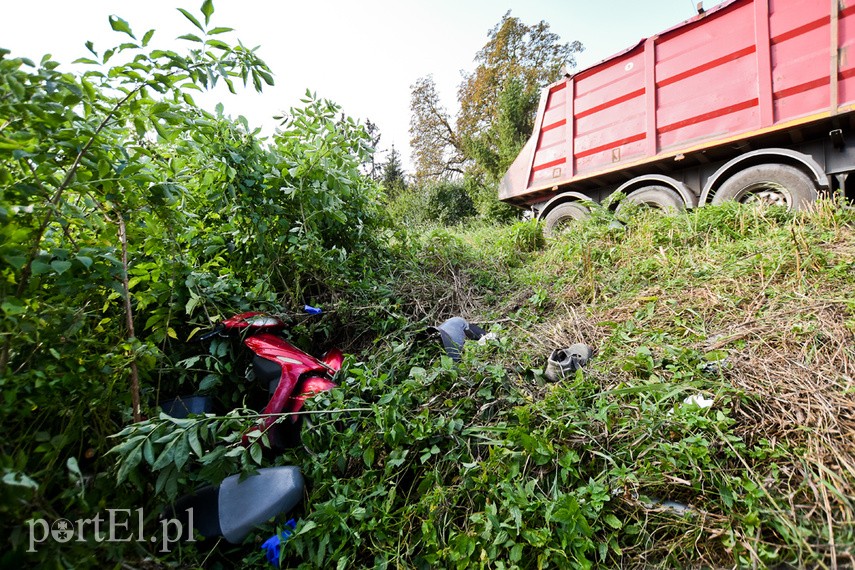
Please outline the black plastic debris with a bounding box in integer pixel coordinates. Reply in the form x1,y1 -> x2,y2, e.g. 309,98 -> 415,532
160,395 -> 213,418
699,358 -> 728,375
428,317 -> 487,361
544,343 -> 593,381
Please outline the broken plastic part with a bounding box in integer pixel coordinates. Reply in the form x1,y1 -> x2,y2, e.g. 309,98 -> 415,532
477,332 -> 499,346
428,317 -> 487,361
166,466 -> 304,544
160,395 -> 213,418
644,497 -> 691,514
219,466 -> 304,543
699,359 -> 727,375
682,394 -> 714,408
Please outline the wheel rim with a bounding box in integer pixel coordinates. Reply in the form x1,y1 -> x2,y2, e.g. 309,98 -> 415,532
734,182 -> 791,207
548,217 -> 576,235
552,214 -> 577,230
618,186 -> 684,215
545,204 -> 588,235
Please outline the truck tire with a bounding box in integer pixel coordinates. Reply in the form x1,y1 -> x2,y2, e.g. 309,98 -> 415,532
711,164 -> 817,211
543,201 -> 589,235
616,185 -> 685,214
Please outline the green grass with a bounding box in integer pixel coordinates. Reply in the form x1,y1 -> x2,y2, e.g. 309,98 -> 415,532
271,199 -> 855,569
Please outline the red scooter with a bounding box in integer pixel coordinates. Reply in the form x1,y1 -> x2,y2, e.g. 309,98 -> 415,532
162,311 -> 341,545
169,311 -> 342,449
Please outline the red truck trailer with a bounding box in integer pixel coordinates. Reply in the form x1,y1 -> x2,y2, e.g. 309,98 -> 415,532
500,0 -> 855,231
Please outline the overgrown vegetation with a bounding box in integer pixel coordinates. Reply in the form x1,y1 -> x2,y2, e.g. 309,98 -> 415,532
2,3 -> 854,570
241,201 -> 850,570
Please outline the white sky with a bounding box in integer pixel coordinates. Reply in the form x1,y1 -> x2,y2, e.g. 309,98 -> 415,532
1,0 -> 725,171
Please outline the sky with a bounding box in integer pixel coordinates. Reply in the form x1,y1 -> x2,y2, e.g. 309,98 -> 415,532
1,0 -> 726,171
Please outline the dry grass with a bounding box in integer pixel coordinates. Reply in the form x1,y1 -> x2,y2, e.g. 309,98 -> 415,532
470,200 -> 855,566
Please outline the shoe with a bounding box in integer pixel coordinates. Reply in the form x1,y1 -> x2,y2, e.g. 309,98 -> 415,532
544,343 -> 593,381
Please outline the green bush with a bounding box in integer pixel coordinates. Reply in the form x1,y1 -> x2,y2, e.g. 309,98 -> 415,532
467,174 -> 520,223
388,180 -> 477,227
503,218 -> 546,253
0,5 -> 398,566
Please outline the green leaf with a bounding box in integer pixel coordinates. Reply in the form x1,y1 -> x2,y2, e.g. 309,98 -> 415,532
2,255 -> 26,270
51,260 -> 72,275
178,34 -> 203,43
6,75 -> 25,99
199,374 -> 220,391
143,438 -> 155,464
363,447 -> 374,467
177,8 -> 204,32
155,465 -> 176,497
142,29 -> 155,47
133,117 -> 147,137
174,434 -> 191,470
208,27 -> 233,35
151,118 -> 170,140
108,15 -> 136,39
249,442 -> 262,465
152,440 -> 176,470
188,429 -> 203,457
201,0 -> 215,25
116,442 -> 143,483
224,446 -> 243,458
603,514 -> 622,529
30,260 -> 52,275
205,39 -> 230,51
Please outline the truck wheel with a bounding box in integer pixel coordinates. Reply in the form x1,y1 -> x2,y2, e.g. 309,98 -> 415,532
711,164 -> 817,211
543,202 -> 589,235
616,185 -> 685,214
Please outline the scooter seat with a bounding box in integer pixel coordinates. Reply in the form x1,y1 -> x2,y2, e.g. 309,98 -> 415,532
167,466 -> 304,544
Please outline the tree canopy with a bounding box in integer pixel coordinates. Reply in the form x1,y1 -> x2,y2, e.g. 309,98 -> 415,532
409,75 -> 465,183
409,12 -> 583,183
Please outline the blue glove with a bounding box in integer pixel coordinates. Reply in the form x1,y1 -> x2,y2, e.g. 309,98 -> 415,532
260,519 -> 297,568
303,305 -> 322,315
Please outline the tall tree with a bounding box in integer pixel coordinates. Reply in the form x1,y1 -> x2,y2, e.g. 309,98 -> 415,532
408,75 -> 465,183
363,119 -> 382,180
380,145 -> 407,197
459,11 -> 583,179
409,13 -> 582,184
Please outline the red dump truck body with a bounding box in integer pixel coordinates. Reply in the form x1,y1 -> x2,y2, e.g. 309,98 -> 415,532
501,0 -> 855,223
